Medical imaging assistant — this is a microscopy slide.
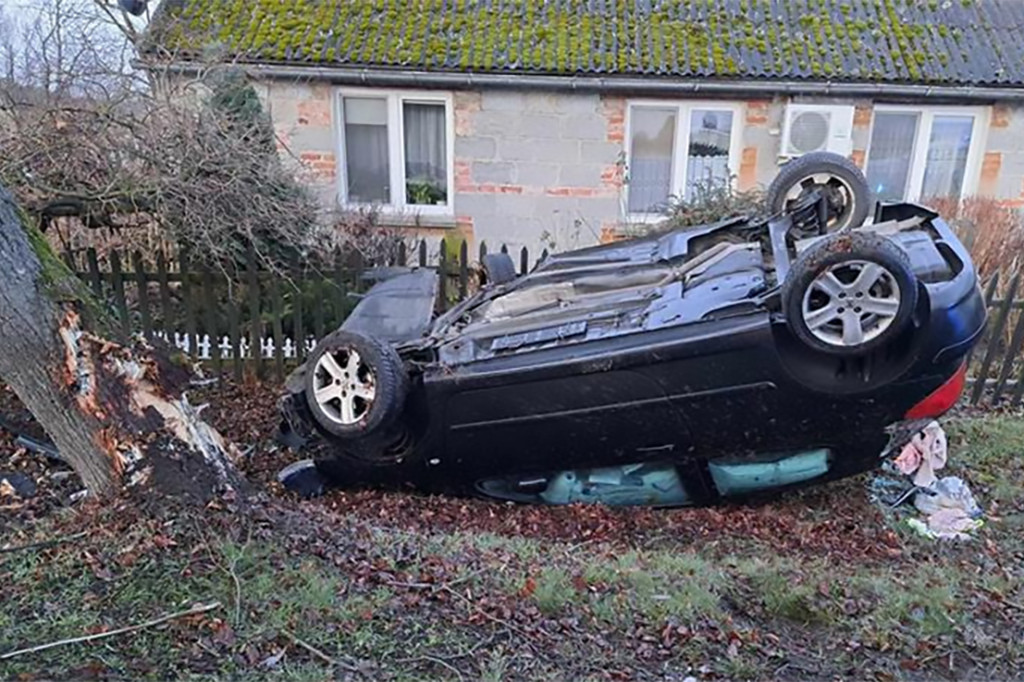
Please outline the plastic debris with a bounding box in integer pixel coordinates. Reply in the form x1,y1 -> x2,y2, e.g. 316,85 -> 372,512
887,423 -> 984,541
893,420 -> 947,487
914,476 -> 982,518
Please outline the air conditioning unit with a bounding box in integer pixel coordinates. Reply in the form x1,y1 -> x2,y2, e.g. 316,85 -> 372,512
781,104 -> 855,158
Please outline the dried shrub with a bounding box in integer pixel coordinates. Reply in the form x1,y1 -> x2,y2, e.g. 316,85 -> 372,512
926,196 -> 1024,280
664,178 -> 766,230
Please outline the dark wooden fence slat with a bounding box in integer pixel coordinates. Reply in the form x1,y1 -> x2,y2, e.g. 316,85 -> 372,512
109,250 -> 130,341
131,251 -> 153,340
333,249 -> 347,329
418,240 -> 427,267
291,253 -> 305,363
201,264 -> 222,375
964,274 -> 1000,373
438,239 -> 449,311
246,244 -> 263,379
228,300 -> 242,383
459,240 -> 469,300
155,250 -> 173,335
971,273 -> 1017,405
992,303 -> 1024,405
398,241 -> 407,267
1010,358 -> 1024,408
85,248 -> 103,299
312,275 -> 326,341
269,276 -> 286,380
179,249 -> 198,360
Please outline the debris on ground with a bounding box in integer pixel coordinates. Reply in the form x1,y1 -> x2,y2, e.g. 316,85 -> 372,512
883,421 -> 985,541
894,420 -> 948,487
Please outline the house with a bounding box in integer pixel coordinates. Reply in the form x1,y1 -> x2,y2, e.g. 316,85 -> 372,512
145,0 -> 1024,255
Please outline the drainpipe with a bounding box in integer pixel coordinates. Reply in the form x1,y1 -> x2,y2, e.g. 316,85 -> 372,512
145,60 -> 1024,103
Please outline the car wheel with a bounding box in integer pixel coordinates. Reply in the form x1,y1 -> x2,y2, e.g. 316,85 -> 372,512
782,232 -> 917,356
482,252 -> 517,285
766,152 -> 871,232
303,330 -> 407,439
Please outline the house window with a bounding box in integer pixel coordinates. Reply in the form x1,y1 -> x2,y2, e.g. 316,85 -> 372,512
865,106 -> 987,203
337,90 -> 453,213
626,101 -> 741,215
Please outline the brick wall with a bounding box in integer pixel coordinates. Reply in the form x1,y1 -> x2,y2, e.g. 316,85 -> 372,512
256,76 -> 1024,251
453,90 -> 624,253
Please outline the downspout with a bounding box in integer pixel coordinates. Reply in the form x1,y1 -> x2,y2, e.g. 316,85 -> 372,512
145,60 -> 1024,102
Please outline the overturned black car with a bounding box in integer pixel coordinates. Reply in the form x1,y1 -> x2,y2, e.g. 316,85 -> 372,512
278,154 -> 985,506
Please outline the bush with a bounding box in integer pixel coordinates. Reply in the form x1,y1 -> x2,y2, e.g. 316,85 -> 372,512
926,196 -> 1024,279
664,178 -> 765,230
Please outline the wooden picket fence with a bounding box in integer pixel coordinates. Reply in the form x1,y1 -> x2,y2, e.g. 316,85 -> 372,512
65,243 -> 1024,408
62,238 -> 547,382
967,272 -> 1024,409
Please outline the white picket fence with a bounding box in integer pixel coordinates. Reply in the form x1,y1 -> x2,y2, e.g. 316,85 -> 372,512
156,331 -> 318,361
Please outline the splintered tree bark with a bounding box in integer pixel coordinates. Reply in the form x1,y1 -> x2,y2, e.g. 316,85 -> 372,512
0,186 -> 246,502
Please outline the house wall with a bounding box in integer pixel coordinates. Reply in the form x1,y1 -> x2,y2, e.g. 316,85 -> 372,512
254,78 -> 1024,254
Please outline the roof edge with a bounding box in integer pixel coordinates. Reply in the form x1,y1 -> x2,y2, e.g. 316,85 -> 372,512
143,60 -> 1024,102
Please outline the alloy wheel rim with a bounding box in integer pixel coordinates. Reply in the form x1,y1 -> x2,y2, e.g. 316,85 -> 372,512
801,259 -> 901,348
312,347 -> 376,425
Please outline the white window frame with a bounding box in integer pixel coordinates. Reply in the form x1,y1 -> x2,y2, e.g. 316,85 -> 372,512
624,100 -> 744,221
864,105 -> 989,202
335,88 -> 455,216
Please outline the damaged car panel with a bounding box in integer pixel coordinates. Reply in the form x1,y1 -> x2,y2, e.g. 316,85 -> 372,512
279,155 -> 985,506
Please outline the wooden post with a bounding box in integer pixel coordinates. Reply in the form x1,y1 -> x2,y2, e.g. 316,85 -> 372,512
992,299 -> 1024,405
179,248 -> 197,360
459,240 -> 468,301
971,273 -> 1017,405
131,251 -> 153,341
269,275 -> 285,381
438,239 -> 449,311
246,243 -> 263,379
291,252 -> 305,363
109,250 -> 130,341
155,250 -> 173,336
201,263 -> 222,376
85,248 -> 103,299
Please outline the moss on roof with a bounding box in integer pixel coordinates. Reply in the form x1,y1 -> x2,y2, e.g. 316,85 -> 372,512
150,0 -> 1024,86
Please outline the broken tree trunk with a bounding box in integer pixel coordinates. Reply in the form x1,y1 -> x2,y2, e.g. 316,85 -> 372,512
0,185 -> 246,502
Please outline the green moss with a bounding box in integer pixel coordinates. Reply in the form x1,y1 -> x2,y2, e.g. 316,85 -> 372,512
151,0 -> 1009,85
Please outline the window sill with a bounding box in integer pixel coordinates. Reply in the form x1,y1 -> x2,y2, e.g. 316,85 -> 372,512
374,212 -> 458,229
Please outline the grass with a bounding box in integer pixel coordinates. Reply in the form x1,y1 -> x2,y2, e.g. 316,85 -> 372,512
3,412 -> 1024,680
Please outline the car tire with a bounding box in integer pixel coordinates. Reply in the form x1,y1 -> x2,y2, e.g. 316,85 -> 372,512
303,330 -> 408,440
482,253 -> 517,285
782,231 -> 917,356
766,152 -> 871,232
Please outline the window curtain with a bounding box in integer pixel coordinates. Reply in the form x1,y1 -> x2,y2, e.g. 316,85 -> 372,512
921,116 -> 973,200
865,112 -> 918,202
404,102 -> 447,204
628,107 -> 676,213
344,97 -> 390,203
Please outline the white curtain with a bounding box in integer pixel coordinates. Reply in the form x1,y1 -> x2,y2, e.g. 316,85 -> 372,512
404,102 -> 447,204
628,107 -> 676,213
865,112 -> 918,202
344,97 -> 390,203
921,116 -> 973,199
